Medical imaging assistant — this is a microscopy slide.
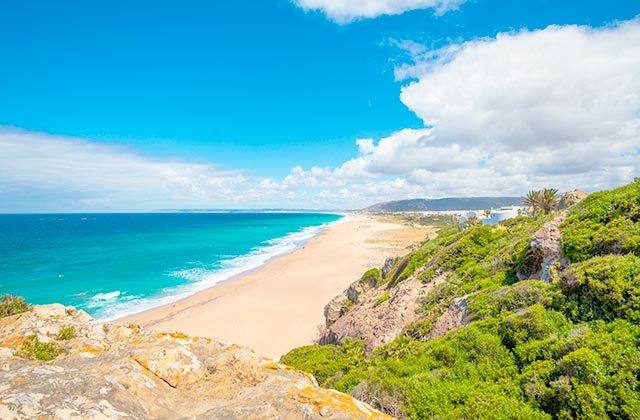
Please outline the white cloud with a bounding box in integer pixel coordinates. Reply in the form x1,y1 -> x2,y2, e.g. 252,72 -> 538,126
278,19 -> 640,206
399,20 -> 640,152
0,128 -> 251,212
293,0 -> 465,23
3,20 -> 640,212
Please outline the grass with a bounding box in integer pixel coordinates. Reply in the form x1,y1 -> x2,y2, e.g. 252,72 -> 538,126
0,294 -> 31,318
57,325 -> 77,340
374,291 -> 389,307
17,335 -> 62,361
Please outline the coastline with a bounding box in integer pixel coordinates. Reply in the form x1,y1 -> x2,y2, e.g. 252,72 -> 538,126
119,214 -> 434,359
95,213 -> 345,322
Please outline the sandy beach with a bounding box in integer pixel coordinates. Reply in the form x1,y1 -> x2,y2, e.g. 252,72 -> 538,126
121,214 -> 433,359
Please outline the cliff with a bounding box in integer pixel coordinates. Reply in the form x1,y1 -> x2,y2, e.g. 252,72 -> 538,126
0,303 -> 390,419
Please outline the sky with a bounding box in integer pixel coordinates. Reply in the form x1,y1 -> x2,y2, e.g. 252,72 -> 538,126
1,0 -> 639,212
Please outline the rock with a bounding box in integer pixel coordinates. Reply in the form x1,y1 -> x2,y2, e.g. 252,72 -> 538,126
427,296 -> 470,339
130,340 -> 206,388
559,189 -> 588,210
0,306 -> 390,419
519,212 -> 568,282
381,257 -> 398,278
346,278 -> 375,305
324,292 -> 349,327
319,272 -> 449,351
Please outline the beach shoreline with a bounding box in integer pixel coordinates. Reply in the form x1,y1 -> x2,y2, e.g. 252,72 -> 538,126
119,214 -> 434,359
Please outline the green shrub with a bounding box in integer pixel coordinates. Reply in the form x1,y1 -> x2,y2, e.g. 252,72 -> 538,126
562,180 -> 640,262
467,280 -> 564,320
281,338 -> 366,388
0,294 -> 30,318
374,291 -> 389,307
561,254 -> 640,323
57,325 -> 76,340
360,268 -> 382,286
498,305 -> 570,350
17,335 -> 62,361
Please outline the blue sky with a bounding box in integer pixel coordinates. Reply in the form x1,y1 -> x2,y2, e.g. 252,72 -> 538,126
1,0 -> 639,211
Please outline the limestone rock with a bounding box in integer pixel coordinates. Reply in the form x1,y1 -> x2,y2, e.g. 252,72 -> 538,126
381,257 -> 398,279
559,189 -> 588,210
324,292 -> 350,327
0,305 -> 390,419
518,212 -> 568,282
319,272 -> 449,351
427,296 -> 470,339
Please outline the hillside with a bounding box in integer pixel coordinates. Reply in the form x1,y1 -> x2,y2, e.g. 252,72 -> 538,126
363,197 -> 523,213
282,180 -> 640,419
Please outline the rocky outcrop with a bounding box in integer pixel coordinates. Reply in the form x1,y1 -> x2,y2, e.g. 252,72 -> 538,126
559,189 -> 588,210
0,304 -> 390,419
427,296 -> 470,339
519,212 -> 569,282
319,272 -> 448,351
381,257 -> 398,278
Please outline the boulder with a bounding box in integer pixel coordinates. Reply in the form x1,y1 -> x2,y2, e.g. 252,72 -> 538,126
427,296 -> 470,339
519,212 -> 568,282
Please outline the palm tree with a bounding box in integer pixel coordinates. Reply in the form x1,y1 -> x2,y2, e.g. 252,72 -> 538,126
523,188 -> 559,215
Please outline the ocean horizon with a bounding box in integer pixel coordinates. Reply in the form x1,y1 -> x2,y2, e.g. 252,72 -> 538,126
0,212 -> 343,321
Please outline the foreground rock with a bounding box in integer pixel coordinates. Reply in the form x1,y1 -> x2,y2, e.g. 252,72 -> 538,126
0,304 -> 390,419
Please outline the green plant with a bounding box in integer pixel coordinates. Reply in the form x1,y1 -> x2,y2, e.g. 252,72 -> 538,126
560,254 -> 640,323
17,335 -> 62,361
561,179 -> 640,262
374,291 -> 389,307
524,188 -> 559,215
0,294 -> 30,318
360,268 -> 383,286
57,325 -> 77,340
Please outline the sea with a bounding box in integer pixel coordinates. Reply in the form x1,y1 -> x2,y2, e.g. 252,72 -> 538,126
0,212 -> 342,321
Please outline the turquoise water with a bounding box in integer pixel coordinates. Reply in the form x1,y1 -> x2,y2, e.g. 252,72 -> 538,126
0,212 -> 342,320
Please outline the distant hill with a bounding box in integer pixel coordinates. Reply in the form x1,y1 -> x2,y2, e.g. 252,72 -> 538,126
363,197 -> 523,213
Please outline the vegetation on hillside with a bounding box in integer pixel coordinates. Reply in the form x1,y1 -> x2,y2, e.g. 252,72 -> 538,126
0,294 -> 30,318
283,180 -> 640,419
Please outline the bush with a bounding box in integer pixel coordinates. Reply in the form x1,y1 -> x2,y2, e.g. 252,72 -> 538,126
17,335 -> 62,361
561,254 -> 640,323
467,281 -> 564,321
0,294 -> 30,318
374,291 -> 389,307
360,268 -> 382,286
281,338 -> 366,388
57,325 -> 76,340
562,180 -> 640,262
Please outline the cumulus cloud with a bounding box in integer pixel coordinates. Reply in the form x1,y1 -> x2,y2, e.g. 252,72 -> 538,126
293,0 -> 465,23
398,20 -> 640,153
278,19 -> 640,206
